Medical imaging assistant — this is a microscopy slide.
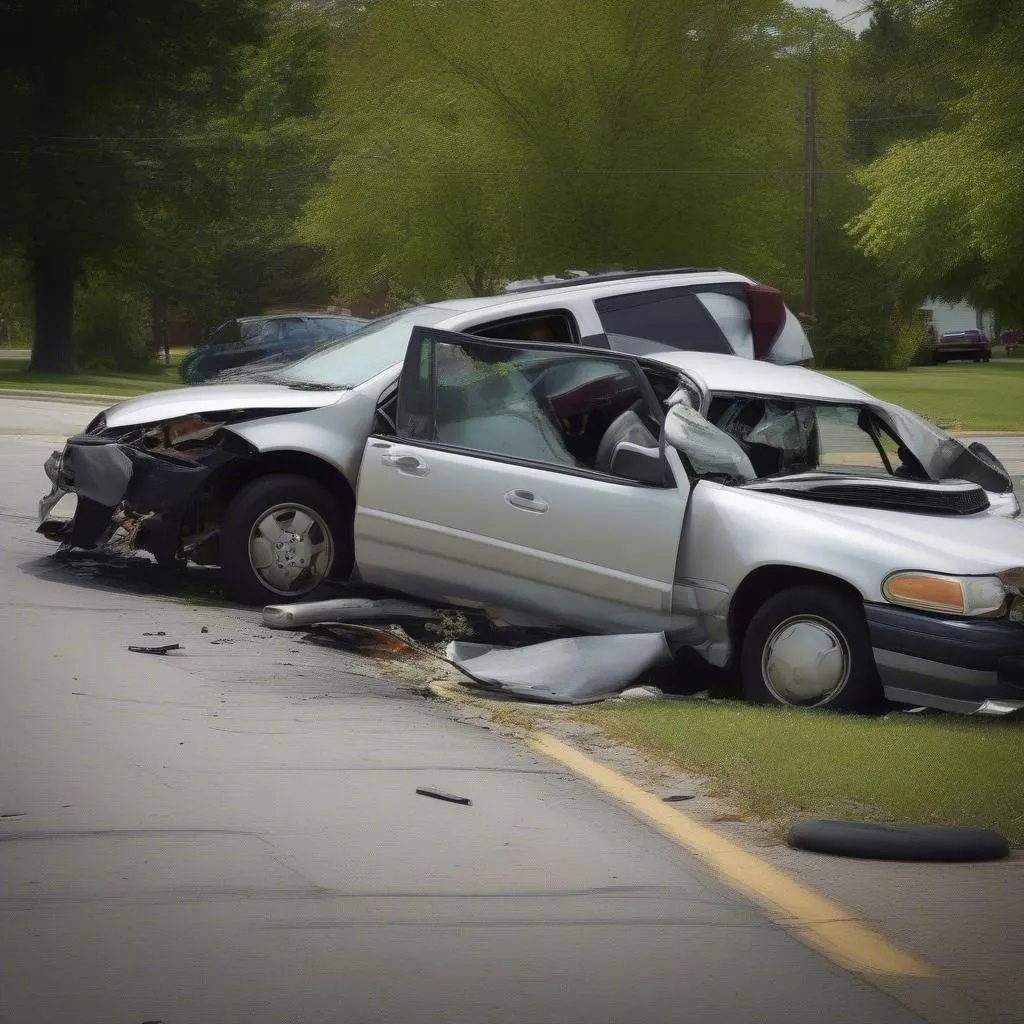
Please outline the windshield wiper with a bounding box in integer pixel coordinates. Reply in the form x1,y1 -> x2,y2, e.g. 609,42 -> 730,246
280,381 -> 351,391
248,373 -> 349,391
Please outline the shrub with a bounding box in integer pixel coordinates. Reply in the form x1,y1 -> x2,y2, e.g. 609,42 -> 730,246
73,274 -> 152,371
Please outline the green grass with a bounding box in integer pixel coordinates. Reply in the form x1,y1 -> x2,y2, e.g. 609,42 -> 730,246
577,701 -> 1024,845
828,361 -> 1024,432
0,359 -> 182,397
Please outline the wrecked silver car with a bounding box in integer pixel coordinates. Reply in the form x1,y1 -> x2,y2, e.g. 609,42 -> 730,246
39,327 -> 1024,715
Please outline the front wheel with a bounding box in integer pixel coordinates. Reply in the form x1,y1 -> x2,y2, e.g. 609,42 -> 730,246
220,474 -> 352,605
740,585 -> 880,712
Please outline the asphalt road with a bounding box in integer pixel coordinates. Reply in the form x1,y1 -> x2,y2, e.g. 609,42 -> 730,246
0,397 -> 1017,1024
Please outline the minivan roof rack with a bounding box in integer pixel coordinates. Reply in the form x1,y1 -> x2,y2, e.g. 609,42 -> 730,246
504,267 -> 726,294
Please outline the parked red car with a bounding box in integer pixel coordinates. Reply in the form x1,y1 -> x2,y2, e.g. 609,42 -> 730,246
930,328 -> 991,364
999,328 -> 1022,356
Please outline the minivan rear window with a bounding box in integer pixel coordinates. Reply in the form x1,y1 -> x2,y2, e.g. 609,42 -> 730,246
595,288 -> 732,355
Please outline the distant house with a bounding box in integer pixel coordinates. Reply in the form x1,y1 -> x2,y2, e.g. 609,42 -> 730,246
920,299 -> 995,339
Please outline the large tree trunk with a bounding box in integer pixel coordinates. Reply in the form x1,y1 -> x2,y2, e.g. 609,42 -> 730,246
29,242 -> 77,373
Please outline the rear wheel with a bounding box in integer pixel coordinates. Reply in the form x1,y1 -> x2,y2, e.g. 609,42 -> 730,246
740,585 -> 880,712
220,474 -> 352,605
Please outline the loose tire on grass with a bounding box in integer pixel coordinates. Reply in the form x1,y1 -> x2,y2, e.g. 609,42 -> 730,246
788,819 -> 1010,862
220,474 -> 352,606
740,585 -> 880,712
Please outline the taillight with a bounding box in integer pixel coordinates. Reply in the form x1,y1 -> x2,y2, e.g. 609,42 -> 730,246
745,284 -> 786,360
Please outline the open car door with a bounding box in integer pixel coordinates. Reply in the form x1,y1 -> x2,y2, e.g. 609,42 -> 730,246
353,327 -> 696,635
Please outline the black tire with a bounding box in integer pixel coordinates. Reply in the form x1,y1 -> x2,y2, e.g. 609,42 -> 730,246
788,819 -> 1010,862
740,585 -> 880,712
219,474 -> 352,606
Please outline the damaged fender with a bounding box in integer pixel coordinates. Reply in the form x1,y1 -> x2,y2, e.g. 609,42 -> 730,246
38,422 -> 247,564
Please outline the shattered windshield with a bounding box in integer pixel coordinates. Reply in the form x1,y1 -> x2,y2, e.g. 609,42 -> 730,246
667,396 -> 906,482
666,392 -> 1013,493
274,306 -> 456,388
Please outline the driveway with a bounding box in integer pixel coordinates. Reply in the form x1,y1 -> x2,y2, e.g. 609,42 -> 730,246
0,397 -> 1018,1024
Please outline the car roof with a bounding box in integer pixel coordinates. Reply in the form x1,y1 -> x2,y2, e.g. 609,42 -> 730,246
422,270 -> 754,316
645,350 -> 871,403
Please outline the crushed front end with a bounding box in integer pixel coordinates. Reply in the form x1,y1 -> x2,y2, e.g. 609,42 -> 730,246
38,415 -> 253,566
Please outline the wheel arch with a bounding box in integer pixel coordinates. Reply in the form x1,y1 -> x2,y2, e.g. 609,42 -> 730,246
729,565 -> 866,653
202,450 -> 356,526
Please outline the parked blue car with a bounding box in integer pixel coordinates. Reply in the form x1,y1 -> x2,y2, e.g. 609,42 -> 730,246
181,314 -> 368,384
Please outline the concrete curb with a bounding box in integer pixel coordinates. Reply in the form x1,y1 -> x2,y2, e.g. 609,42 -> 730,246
0,389 -> 115,405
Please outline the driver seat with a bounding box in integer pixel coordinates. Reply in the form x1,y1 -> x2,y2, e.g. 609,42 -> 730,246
594,405 -> 658,475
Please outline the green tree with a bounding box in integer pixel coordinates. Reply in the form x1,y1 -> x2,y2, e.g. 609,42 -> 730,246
0,0 -> 267,371
304,0 -> 838,306
849,0 -> 1024,323
125,0 -> 342,345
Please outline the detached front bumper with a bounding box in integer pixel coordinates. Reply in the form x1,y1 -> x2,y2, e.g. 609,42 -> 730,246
37,433 -> 234,564
866,603 -> 1024,714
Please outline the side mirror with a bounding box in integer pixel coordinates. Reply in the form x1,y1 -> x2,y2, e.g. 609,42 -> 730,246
610,441 -> 668,486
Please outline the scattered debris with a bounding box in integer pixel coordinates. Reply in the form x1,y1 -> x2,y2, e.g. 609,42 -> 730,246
201,626 -> 209,634
0,812 -> 27,819
142,631 -> 167,637
416,786 -> 472,806
128,641 -> 181,655
616,685 -> 665,701
663,795 -> 696,803
303,623 -> 439,662
263,598 -> 437,630
788,819 -> 1011,862
447,633 -> 674,704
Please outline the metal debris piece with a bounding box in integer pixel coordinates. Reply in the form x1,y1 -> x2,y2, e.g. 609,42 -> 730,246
263,597 -> 438,630
128,642 -> 181,655
447,633 -> 674,704
663,795 -> 696,803
416,787 -> 472,806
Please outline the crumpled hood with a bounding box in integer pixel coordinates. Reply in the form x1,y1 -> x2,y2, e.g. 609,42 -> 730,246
103,383 -> 343,428
718,485 -> 1024,575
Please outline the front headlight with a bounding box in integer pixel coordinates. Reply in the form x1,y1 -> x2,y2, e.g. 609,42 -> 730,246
883,572 -> 1008,617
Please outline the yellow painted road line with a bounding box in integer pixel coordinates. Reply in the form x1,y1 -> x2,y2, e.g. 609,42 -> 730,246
531,731 -> 936,980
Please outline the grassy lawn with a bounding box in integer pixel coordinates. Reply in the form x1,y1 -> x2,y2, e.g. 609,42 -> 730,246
828,360 -> 1024,432
0,358 -> 182,397
577,701 -> 1024,845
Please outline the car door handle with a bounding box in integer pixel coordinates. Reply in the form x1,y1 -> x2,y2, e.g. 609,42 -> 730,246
504,489 -> 548,513
380,452 -> 429,476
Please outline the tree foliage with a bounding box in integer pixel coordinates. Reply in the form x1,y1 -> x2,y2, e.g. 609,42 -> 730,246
303,0 -> 844,305
850,0 -> 1024,322
0,0 -> 267,370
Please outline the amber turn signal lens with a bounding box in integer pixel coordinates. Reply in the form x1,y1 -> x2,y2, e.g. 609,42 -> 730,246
883,574 -> 965,614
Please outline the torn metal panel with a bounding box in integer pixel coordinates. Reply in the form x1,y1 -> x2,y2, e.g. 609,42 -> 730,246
63,438 -> 135,506
37,428 -> 246,562
446,633 -> 674,704
263,598 -> 438,629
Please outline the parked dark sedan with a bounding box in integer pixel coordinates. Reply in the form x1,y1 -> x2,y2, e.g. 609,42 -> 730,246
180,314 -> 367,384
931,328 -> 991,364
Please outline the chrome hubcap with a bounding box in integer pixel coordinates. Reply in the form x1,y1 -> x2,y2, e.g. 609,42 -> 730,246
761,615 -> 851,707
248,503 -> 333,597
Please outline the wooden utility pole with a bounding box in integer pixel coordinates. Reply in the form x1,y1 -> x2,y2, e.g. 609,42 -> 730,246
802,79 -> 817,329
